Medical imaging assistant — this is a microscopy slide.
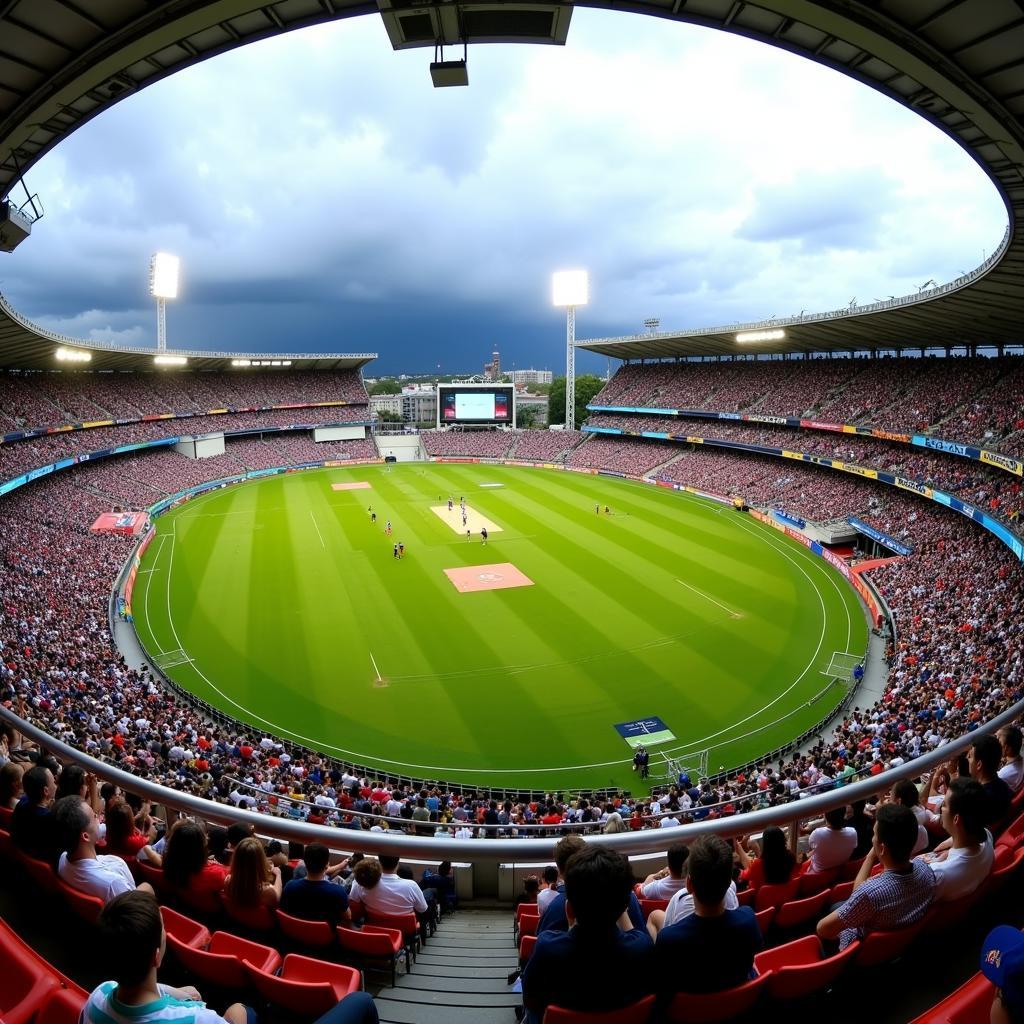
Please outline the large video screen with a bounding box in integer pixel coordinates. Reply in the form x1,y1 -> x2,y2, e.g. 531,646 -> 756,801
438,386 -> 514,425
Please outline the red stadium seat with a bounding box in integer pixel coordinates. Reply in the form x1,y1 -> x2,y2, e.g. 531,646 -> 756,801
637,898 -> 669,921
364,909 -> 420,961
519,934 -> 537,965
664,971 -> 772,1022
515,905 -> 540,944
0,826 -> 14,863
160,906 -> 212,950
336,924 -> 407,987
921,892 -> 978,934
754,935 -> 860,1000
797,867 -> 839,898
166,930 -> 280,989
774,889 -> 831,931
0,933 -> 61,1024
855,920 -> 927,967
908,972 -> 994,1024
839,857 -> 867,882
36,988 -> 89,1024
828,881 -> 855,905
737,887 -> 756,907
754,907 -> 776,936
173,884 -> 223,918
275,909 -> 335,950
56,878 -> 104,925
542,994 -> 656,1023
135,860 -> 170,898
984,846 -> 1024,897
222,896 -> 276,934
18,852 -> 59,896
754,879 -> 799,912
244,953 -> 361,1018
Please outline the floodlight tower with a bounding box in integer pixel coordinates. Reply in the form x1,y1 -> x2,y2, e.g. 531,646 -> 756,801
551,270 -> 588,430
149,252 -> 180,351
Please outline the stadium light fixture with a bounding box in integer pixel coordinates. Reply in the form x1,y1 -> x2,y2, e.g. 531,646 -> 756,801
736,328 -> 786,343
154,355 -> 187,366
231,359 -> 251,367
149,252 -> 180,352
552,270 -> 589,430
55,346 -> 92,362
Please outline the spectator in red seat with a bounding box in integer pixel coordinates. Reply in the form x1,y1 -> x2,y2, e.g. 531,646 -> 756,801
0,760 -> 23,827
161,819 -> 226,895
55,795 -> 151,904
918,777 -> 994,901
12,764 -> 59,864
224,835 -> 282,913
639,842 -> 689,900
652,835 -> 761,997
55,764 -> 103,817
997,725 -> 1024,793
350,854 -> 431,933
280,842 -> 351,926
82,889 -> 252,1024
817,804 -> 935,949
521,845 -> 652,1024
734,826 -> 798,889
104,798 -> 158,864
803,805 -> 858,874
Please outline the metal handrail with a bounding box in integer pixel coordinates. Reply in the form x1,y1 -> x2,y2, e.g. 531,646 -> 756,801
4,699 -> 1021,860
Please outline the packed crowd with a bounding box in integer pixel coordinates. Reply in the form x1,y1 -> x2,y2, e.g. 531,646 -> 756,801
0,419 -> 1017,841
589,356 -> 1024,446
586,414 -> 1023,529
567,436 -> 681,475
506,430 -> 583,462
0,369 -> 369,432
420,431 -> 516,459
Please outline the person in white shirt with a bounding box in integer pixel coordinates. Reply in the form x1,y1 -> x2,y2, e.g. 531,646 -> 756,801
997,726 -> 1024,794
919,777 -> 994,901
54,795 -> 151,905
648,879 -> 740,934
804,806 -> 858,873
639,844 -> 689,900
350,855 -> 428,918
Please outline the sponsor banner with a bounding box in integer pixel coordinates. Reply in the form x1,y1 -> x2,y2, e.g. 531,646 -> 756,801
640,430 -> 669,440
850,572 -> 882,626
687,436 -> 705,445
598,469 -> 627,478
895,476 -> 933,498
582,426 -> 620,434
913,435 -> 978,459
980,449 -> 1024,476
26,464 -> 55,482
821,546 -> 852,578
837,462 -> 878,479
82,419 -> 114,429
873,429 -> 910,442
716,412 -> 742,420
0,474 -> 28,496
848,516 -> 913,556
784,526 -> 813,549
773,510 -> 806,529
586,405 -> 681,416
746,414 -> 791,426
801,419 -> 844,432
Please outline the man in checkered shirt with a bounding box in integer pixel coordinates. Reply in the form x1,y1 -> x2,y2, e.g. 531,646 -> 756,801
817,803 -> 935,950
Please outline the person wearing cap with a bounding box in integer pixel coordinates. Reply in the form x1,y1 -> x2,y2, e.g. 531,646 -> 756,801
981,925 -> 1024,1024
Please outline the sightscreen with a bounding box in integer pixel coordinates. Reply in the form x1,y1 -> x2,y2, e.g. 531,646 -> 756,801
438,386 -> 514,425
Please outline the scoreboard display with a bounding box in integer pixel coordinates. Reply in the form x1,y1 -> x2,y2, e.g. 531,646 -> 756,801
437,385 -> 515,427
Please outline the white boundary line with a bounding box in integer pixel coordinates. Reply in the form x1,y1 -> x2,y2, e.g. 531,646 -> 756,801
674,577 -> 741,618
140,468 -> 866,777
309,510 -> 326,550
369,651 -> 383,683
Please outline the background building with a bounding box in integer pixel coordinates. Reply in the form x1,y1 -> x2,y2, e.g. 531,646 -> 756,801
483,350 -> 501,380
510,369 -> 553,386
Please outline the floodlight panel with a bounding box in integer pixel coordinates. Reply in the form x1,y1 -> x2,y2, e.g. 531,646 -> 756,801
154,355 -> 187,366
736,328 -> 786,343
150,253 -> 180,299
552,270 -> 588,307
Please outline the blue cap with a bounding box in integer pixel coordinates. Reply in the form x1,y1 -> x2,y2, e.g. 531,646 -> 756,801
981,926 -> 1024,1011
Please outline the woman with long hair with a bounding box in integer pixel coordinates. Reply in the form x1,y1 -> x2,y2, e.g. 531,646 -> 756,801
103,798 -> 156,863
224,836 -> 282,911
603,812 -> 629,834
162,819 -> 226,893
734,826 -> 797,888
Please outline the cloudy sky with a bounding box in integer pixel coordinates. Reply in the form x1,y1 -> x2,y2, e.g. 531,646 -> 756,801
1,10 -> 1007,375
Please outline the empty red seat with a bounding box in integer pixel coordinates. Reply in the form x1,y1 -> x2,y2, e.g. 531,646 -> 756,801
664,971 -> 772,1022
244,953 -> 361,1018
542,993 -> 656,1023
797,867 -> 839,898
828,881 -> 855,905
166,929 -> 280,989
519,934 -> 537,965
0,933 -> 61,1024
337,925 -> 407,987
364,909 -> 420,960
160,906 -> 212,950
855,920 -> 927,968
908,972 -> 994,1024
773,889 -> 831,931
36,988 -> 89,1024
754,934 -> 860,1000
754,907 -> 776,936
18,852 -> 60,896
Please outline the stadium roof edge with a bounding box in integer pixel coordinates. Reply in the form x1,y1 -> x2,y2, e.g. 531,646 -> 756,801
0,292 -> 376,371
2,1 -> 1024,357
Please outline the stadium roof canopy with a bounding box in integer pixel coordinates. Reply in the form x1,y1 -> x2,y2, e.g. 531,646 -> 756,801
0,0 -> 1023,365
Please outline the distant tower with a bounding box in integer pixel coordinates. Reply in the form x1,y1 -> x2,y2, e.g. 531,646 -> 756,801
492,350 -> 500,377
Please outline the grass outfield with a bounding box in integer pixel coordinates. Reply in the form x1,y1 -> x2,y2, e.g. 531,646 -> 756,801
132,463 -> 867,793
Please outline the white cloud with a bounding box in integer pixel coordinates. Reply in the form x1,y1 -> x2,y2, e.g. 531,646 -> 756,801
2,10 -> 1007,367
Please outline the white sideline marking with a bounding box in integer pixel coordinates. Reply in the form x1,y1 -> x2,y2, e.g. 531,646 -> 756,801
675,577 -> 741,618
369,651 -> 383,682
310,511 -> 326,550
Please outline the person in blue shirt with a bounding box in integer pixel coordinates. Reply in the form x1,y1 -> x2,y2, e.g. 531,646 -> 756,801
653,835 -> 762,997
280,843 -> 351,926
522,845 -> 652,1023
